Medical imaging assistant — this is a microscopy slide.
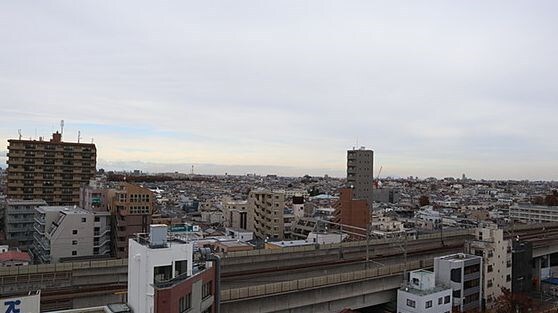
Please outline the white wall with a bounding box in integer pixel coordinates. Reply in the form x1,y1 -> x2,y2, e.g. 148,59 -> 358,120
128,238 -> 193,313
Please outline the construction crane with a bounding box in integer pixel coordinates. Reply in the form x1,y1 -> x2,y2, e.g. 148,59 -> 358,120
374,166 -> 383,188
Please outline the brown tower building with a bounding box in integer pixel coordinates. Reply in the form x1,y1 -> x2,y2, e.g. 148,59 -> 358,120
106,183 -> 154,258
333,188 -> 370,236
6,132 -> 96,206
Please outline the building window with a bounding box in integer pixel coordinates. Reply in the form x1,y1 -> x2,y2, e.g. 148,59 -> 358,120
453,289 -> 461,298
178,293 -> 191,313
72,230 -> 78,235
406,299 -> 415,308
507,274 -> 511,282
451,268 -> 462,283
175,260 -> 188,277
81,218 -> 86,223
444,295 -> 450,304
72,240 -> 78,245
425,300 -> 432,308
202,281 -> 212,299
487,279 -> 493,288
72,251 -> 77,256
438,297 -> 443,305
487,265 -> 493,272
94,216 -> 100,222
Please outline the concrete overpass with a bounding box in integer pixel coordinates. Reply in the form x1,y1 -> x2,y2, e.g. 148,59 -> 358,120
1,224 -> 558,312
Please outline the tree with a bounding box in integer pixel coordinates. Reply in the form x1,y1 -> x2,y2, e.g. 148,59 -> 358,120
419,195 -> 430,207
492,288 -> 538,313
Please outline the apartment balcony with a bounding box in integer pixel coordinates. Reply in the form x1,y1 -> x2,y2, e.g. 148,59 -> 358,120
93,238 -> 111,248
34,216 -> 46,225
33,234 -> 50,251
94,229 -> 111,237
33,224 -> 46,235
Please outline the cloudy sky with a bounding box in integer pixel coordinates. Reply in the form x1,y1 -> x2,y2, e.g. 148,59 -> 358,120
1,1 -> 557,179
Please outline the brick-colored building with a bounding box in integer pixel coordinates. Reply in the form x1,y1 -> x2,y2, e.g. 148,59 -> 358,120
6,132 -> 96,206
333,188 -> 370,235
154,265 -> 216,313
107,183 -> 154,258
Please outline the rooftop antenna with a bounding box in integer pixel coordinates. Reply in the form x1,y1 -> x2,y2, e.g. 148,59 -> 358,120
34,128 -> 37,140
191,165 -> 194,175
18,129 -> 22,140
91,138 -> 94,144
77,130 -> 81,143
60,120 -> 64,139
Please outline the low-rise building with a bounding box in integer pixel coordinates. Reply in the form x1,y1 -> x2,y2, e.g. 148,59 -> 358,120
397,270 -> 452,313
0,250 -> 31,267
510,204 -> 558,223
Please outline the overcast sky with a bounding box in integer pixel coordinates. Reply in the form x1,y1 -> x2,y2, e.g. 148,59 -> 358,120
1,1 -> 557,179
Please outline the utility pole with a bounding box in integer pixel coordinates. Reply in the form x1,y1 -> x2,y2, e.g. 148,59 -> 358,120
339,224 -> 343,259
366,223 -> 370,268
404,231 -> 408,285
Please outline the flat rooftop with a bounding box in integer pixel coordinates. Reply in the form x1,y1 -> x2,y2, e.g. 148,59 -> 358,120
401,284 -> 451,296
437,253 -> 480,262
36,206 -> 90,215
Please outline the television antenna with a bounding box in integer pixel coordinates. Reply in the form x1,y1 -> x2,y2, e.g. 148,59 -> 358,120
18,129 -> 22,140
60,120 -> 65,138
77,131 -> 82,143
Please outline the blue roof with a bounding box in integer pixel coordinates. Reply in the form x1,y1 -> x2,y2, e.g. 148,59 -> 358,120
543,278 -> 558,285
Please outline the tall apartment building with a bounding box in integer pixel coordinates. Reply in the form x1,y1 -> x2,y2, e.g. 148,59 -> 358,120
248,189 -> 285,240
106,183 -> 154,258
3,199 -> 47,250
346,147 -> 374,208
397,270 -> 453,313
6,132 -> 96,206
33,206 -> 111,263
464,225 -> 511,310
128,225 -> 216,313
434,253 -> 482,312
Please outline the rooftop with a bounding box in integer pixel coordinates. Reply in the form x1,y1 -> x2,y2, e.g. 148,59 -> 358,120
400,284 -> 451,296
438,253 -> 481,262
36,206 -> 91,215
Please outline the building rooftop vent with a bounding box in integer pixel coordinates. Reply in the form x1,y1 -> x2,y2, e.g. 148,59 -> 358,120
149,224 -> 168,248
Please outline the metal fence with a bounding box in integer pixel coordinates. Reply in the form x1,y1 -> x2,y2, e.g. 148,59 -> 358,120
0,258 -> 128,276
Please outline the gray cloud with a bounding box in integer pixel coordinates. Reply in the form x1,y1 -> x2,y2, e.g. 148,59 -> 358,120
1,1 -> 558,180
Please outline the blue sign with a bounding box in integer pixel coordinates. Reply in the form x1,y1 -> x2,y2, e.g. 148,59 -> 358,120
4,300 -> 21,313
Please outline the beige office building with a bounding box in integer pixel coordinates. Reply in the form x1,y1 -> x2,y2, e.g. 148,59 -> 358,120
6,132 -> 96,206
223,199 -> 250,230
248,189 -> 285,240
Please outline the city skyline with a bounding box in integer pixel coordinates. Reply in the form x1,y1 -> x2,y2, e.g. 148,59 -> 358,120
2,1 -> 558,180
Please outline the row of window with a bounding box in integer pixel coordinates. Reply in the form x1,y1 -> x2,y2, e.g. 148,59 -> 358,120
406,294 -> 451,308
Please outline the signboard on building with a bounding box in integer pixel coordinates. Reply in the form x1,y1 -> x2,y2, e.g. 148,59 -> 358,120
1,293 -> 40,313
